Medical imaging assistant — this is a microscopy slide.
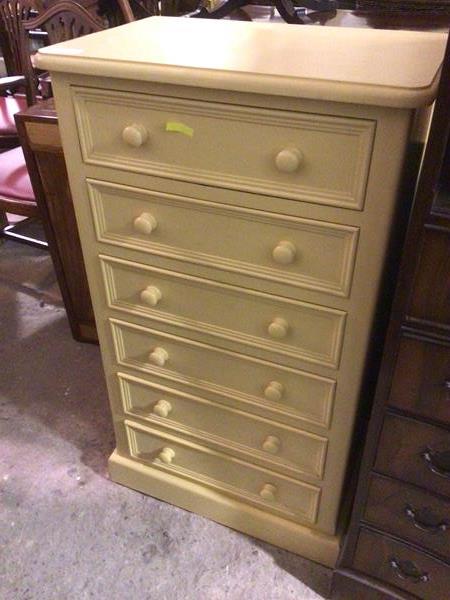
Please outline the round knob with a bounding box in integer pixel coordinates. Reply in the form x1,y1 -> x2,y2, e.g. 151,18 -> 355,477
152,399 -> 172,418
148,347 -> 169,367
122,123 -> 148,148
157,447 -> 175,465
260,483 -> 277,502
268,317 -> 289,340
140,286 -> 162,307
272,241 -> 296,265
262,435 -> 281,455
133,212 -> 157,235
275,147 -> 303,173
264,381 -> 284,402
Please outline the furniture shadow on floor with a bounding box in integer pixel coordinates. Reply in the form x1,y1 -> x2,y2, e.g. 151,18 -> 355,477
0,240 -> 113,476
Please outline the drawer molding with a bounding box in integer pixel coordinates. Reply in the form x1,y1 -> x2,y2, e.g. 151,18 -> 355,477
124,419 -> 322,525
118,372 -> 328,480
110,317 -> 336,430
89,179 -> 359,298
101,254 -> 347,369
75,87 -> 375,210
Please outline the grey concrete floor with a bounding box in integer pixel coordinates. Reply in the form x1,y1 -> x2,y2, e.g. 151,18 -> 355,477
0,239 -> 332,600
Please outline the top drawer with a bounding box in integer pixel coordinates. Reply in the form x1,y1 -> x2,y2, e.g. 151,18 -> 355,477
73,87 -> 375,211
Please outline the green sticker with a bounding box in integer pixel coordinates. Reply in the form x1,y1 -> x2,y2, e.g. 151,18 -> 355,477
165,121 -> 194,138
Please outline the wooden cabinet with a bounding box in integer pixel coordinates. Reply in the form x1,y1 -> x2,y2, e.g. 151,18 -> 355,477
37,18 -> 447,568
333,31 -> 450,600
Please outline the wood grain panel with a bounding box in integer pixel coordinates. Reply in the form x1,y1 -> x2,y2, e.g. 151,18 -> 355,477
375,414 -> 450,498
364,474 -> 450,560
389,334 -> 450,426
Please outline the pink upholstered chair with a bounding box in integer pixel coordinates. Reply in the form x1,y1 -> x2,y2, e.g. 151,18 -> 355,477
0,144 -> 44,246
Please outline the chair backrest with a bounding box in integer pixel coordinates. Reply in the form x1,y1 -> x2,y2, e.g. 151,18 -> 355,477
24,0 -> 104,46
0,1 -> 41,103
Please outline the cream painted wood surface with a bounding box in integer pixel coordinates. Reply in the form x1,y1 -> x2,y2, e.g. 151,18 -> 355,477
74,87 -> 375,209
37,17 -> 447,108
100,254 -> 346,369
41,18 -> 446,566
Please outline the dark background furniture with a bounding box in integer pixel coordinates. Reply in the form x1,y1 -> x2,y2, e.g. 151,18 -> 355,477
15,98 -> 97,343
332,29 -> 450,600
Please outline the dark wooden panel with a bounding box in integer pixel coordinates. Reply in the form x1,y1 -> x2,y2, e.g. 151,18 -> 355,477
353,528 -> 450,600
15,101 -> 97,343
364,474 -> 450,560
407,226 -> 450,330
332,570 -> 413,600
389,334 -> 450,426
375,414 -> 450,498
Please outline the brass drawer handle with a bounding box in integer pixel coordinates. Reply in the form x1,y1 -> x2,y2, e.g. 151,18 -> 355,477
404,504 -> 449,534
389,557 -> 429,584
422,447 -> 450,479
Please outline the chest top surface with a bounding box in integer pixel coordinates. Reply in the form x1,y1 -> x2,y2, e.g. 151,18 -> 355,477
37,17 -> 447,109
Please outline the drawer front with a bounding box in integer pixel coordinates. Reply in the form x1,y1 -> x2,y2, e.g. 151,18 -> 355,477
407,226 -> 450,330
118,372 -> 328,480
75,87 -> 375,210
101,255 -> 346,369
375,414 -> 450,498
124,419 -> 321,525
389,335 -> 450,427
90,179 -> 359,298
364,474 -> 450,560
110,318 -> 336,431
353,528 -> 450,600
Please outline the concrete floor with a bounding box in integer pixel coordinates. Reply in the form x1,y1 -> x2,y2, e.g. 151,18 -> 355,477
0,239 -> 332,600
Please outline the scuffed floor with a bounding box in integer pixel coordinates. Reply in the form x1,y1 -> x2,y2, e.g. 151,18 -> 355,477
0,240 -> 331,600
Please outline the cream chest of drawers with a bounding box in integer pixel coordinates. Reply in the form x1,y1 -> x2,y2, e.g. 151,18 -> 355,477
37,18 -> 446,567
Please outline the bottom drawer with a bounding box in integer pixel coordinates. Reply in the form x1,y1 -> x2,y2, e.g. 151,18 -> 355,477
123,419 -> 321,526
353,528 -> 450,600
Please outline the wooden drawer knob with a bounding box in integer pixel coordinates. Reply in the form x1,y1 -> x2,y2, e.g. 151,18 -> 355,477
272,241 -> 296,265
157,447 -> 175,465
140,285 -> 162,307
148,347 -> 169,367
122,123 -> 148,148
275,147 -> 303,173
264,381 -> 284,402
259,483 -> 277,502
262,435 -> 281,454
152,399 -> 172,418
133,212 -> 157,235
268,317 -> 289,339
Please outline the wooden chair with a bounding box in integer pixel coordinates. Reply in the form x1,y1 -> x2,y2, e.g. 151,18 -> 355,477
0,1 -> 42,150
1,1 -> 104,247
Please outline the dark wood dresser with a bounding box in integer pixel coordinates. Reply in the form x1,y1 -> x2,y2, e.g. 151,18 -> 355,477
332,32 -> 450,600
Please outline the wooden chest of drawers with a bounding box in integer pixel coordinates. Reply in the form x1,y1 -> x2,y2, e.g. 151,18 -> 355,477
37,17 -> 446,567
333,33 -> 450,599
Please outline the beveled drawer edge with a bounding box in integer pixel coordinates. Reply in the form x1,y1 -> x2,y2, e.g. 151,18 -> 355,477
124,418 -> 322,525
89,178 -> 360,299
109,317 -> 336,430
118,371 -> 328,480
74,86 -> 375,211
100,254 -> 347,369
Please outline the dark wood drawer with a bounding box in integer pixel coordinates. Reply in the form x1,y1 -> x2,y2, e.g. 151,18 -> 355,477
375,414 -> 450,498
389,335 -> 450,427
407,226 -> 450,330
364,474 -> 450,560
353,528 -> 450,600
